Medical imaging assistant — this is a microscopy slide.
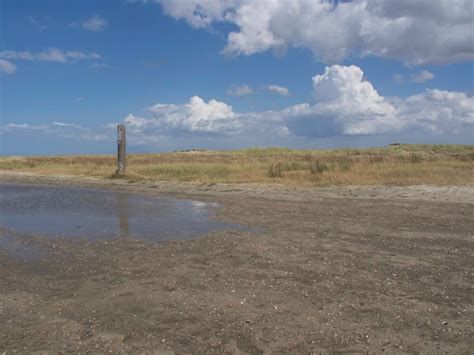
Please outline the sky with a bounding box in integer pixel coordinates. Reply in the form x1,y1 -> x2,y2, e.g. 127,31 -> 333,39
0,0 -> 473,155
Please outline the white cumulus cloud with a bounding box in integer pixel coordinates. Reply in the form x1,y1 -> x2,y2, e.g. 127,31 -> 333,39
37,48 -> 68,62
285,65 -> 473,137
0,51 -> 34,60
124,114 -> 150,128
0,59 -> 16,74
394,70 -> 435,84
5,66 -> 472,147
155,0 -> 474,65
410,70 -> 435,83
0,122 -> 109,142
398,89 -> 474,134
126,96 -> 241,134
228,85 -> 253,97
307,65 -> 400,135
119,65 -> 474,143
267,85 -> 290,96
0,48 -> 101,63
0,123 -> 48,131
82,15 -> 108,32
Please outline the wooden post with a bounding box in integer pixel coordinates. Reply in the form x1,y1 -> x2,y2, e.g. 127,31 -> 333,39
116,124 -> 126,175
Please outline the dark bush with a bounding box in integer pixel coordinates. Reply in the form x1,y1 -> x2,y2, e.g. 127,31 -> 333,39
409,153 -> 424,163
368,154 -> 385,164
309,160 -> 329,174
268,163 -> 282,177
337,159 -> 352,171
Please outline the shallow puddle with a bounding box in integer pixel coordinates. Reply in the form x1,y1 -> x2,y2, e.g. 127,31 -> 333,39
0,183 -> 248,247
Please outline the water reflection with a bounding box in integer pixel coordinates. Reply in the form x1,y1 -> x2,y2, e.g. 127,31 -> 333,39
117,193 -> 130,237
0,184 -> 250,245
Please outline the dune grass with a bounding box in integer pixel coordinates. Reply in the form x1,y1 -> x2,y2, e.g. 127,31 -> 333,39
0,144 -> 473,187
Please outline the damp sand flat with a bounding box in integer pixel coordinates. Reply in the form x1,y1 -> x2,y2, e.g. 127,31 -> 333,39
0,183 -> 248,244
0,178 -> 473,354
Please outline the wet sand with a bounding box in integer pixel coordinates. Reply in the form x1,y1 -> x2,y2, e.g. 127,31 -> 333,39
1,172 -> 473,354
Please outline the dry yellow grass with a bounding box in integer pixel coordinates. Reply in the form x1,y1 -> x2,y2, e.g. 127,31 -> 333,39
0,144 -> 473,187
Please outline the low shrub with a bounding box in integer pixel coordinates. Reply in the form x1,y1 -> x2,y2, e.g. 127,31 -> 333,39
337,159 -> 352,171
309,160 -> 329,174
409,153 -> 424,163
268,163 -> 282,177
368,154 -> 385,164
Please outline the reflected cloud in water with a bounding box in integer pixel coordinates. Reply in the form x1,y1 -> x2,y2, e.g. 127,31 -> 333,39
0,184 -> 252,247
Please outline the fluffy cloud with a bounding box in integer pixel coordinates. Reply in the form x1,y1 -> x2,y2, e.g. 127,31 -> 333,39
82,15 -> 108,32
312,66 -> 472,137
411,70 -> 435,83
0,48 -> 101,73
4,65 -> 472,147
283,65 -> 473,137
267,85 -> 289,96
125,96 -> 241,134
0,59 -> 16,74
155,0 -> 473,65
0,122 -> 108,142
157,0 -> 232,28
37,48 -> 71,63
301,65 -> 400,135
119,65 -> 473,143
64,51 -> 101,60
0,51 -> 34,60
394,70 -> 434,84
0,48 -> 101,63
398,89 -> 474,134
0,123 -> 48,131
228,85 -> 253,96
52,121 -> 81,129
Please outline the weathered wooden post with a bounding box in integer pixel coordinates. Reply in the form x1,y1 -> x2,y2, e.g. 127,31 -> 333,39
116,124 -> 126,175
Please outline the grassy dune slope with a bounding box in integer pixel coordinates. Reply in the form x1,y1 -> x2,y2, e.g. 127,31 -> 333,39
1,144 -> 473,187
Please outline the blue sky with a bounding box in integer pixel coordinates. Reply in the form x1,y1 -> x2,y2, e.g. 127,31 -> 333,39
1,0 -> 473,155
